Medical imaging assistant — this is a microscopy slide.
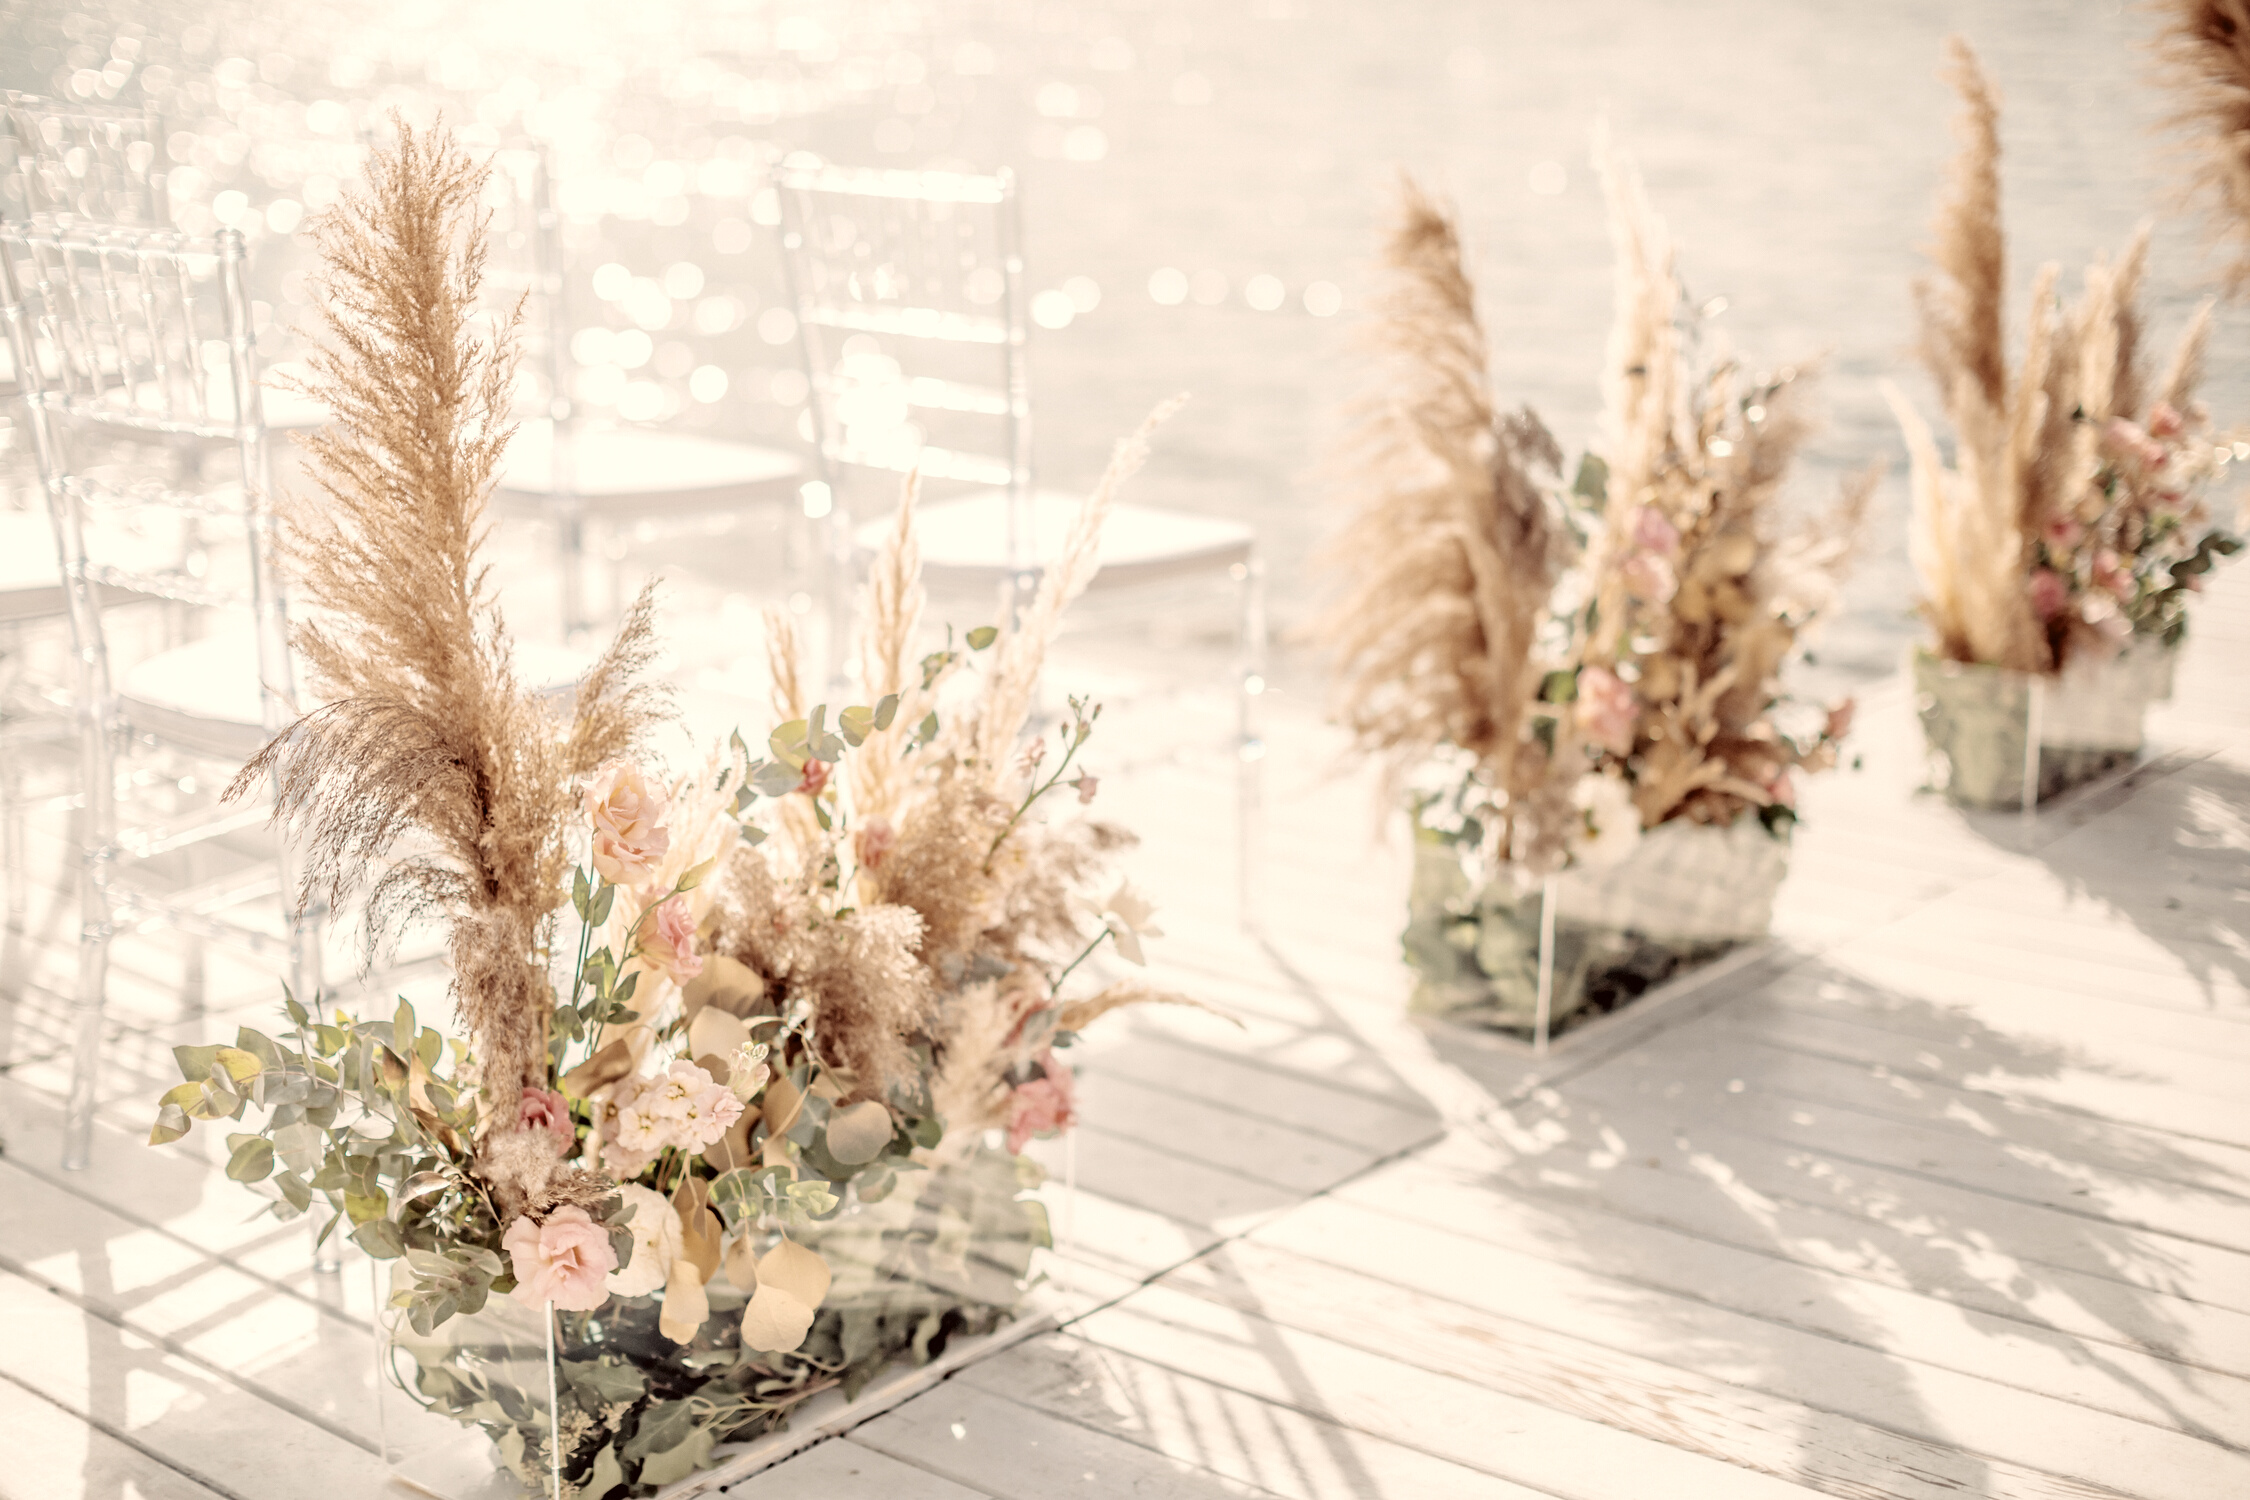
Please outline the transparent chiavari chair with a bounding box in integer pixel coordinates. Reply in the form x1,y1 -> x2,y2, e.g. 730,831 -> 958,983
1,91 -> 169,227
0,219 -> 323,1169
474,142 -> 805,638
772,155 -> 1267,919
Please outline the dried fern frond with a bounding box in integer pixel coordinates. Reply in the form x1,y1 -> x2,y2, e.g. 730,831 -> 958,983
230,117 -> 664,1204
2152,0 -> 2250,295
1318,175 -> 1569,801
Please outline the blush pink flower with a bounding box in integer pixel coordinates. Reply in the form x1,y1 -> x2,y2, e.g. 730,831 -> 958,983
1574,666 -> 1640,757
672,1085 -> 743,1153
2029,568 -> 2071,621
1763,767 -> 1797,809
1005,1051 -> 1078,1154
636,896 -> 705,986
855,817 -> 896,871
1631,505 -> 1680,555
1822,698 -> 1856,744
517,1088 -> 575,1152
2148,401 -> 2184,439
503,1206 -> 616,1312
584,760 -> 671,887
2043,516 -> 2084,550
794,759 -> 831,798
2093,549 -> 2134,600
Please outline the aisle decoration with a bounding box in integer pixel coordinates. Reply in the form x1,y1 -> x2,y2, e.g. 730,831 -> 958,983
1322,160 -> 1865,1038
144,123 -> 1197,1500
1889,37 -> 2243,808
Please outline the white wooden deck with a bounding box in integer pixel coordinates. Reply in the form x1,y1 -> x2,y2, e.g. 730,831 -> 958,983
4,567 -> 2248,1500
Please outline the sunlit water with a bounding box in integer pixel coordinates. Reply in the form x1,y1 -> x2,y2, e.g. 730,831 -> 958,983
6,0 -> 2245,699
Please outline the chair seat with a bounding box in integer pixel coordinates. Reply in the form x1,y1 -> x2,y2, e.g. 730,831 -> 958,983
118,630 -> 281,759
117,632 -> 596,762
496,420 -> 803,518
72,361 -> 334,434
0,509 -> 189,624
858,490 -> 1255,586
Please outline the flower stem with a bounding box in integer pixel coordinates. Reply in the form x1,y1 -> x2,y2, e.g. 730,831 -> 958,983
1048,927 -> 1112,998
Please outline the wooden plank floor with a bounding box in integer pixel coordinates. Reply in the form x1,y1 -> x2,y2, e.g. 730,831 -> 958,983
5,567 -> 2248,1498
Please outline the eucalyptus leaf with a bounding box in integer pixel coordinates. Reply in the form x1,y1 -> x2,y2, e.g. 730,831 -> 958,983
966,624 -> 998,650
351,1216 -> 406,1258
224,1136 -> 275,1183
148,1102 -> 191,1146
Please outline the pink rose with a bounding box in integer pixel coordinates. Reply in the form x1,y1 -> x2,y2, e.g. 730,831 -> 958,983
2148,401 -> 2184,439
2093,550 -> 2133,601
584,760 -> 671,887
1620,552 -> 1678,604
518,1088 -> 575,1152
1005,1051 -> 1078,1154
2043,517 -> 2083,550
855,818 -> 895,871
2029,568 -> 2070,622
1631,505 -> 1680,555
1574,665 -> 1640,757
636,896 -> 705,986
794,759 -> 830,798
503,1206 -> 616,1312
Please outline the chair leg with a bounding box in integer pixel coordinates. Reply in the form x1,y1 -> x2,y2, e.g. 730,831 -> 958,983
62,706 -> 116,1172
1234,551 -> 1267,932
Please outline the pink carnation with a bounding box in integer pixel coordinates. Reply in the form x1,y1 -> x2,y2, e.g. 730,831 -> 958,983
517,1088 -> 575,1152
584,760 -> 671,887
503,1207 -> 616,1312
637,896 -> 705,986
1574,665 -> 1640,757
1005,1051 -> 1078,1154
1631,505 -> 1680,555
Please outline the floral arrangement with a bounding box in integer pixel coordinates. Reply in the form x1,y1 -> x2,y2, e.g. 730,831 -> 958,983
145,123 -> 1196,1499
1321,156 -> 1864,1029
1886,36 -> 2242,678
1324,156 -> 1865,885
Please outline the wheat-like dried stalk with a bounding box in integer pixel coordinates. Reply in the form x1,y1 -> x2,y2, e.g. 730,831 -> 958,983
1319,175 -> 1569,803
849,472 -> 926,832
230,118 -> 664,1207
2153,0 -> 2250,295
1594,130 -> 1689,538
967,396 -> 1184,780
1895,38 -> 2049,672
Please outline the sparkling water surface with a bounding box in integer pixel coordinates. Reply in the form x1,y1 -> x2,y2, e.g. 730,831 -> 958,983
6,0 -> 2244,697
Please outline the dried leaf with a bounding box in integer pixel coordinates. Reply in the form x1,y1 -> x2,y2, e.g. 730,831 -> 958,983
825,1099 -> 895,1165
656,1258 -> 709,1344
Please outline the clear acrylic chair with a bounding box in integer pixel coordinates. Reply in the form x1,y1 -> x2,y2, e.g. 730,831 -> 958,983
0,218 -> 323,1169
1,91 -> 169,227
772,155 -> 1267,920
475,142 -> 804,637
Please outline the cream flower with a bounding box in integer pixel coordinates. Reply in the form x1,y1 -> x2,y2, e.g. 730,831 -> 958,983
605,1183 -> 684,1299
1570,773 -> 1643,873
1100,882 -> 1163,966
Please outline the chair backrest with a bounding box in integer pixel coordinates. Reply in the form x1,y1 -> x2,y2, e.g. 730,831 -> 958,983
2,92 -> 169,227
0,218 -> 297,735
772,156 -> 1032,552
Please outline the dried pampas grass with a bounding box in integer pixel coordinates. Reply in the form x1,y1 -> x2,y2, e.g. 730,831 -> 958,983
230,118 -> 666,1199
1896,37 -> 2225,672
2153,0 -> 2250,295
1319,175 -> 1571,805
1893,38 -> 2049,672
